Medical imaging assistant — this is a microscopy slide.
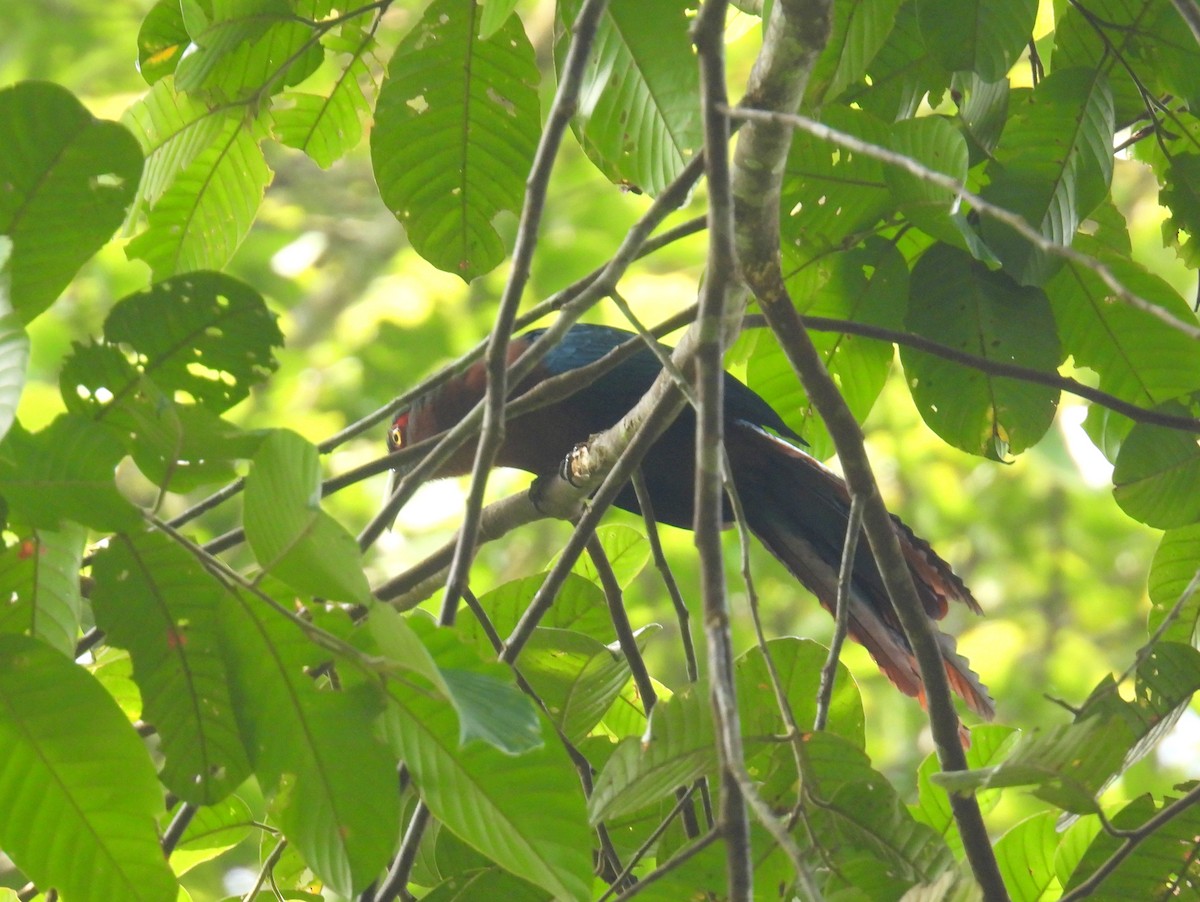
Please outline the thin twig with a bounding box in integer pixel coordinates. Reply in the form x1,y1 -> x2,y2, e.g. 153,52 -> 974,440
161,802 -> 196,856
241,836 -> 288,902
815,495 -> 861,731
372,801 -> 430,902
586,535 -> 659,713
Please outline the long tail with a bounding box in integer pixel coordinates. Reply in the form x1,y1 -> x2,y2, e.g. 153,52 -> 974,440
729,421 -> 995,722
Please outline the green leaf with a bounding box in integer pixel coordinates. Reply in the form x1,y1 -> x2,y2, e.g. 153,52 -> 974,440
798,732 -> 954,893
955,70 -> 1010,160
994,812 -> 1061,902
759,240 -> 906,459
981,67 -> 1115,285
384,678 -> 592,901
463,572 -> 615,650
1047,237 -> 1200,418
169,794 -> 254,876
932,715 -> 1134,813
0,414 -> 139,532
0,524 -> 86,657
884,117 -> 974,249
370,608 -> 542,755
1148,525 -> 1200,644
559,0 -> 702,197
589,689 -> 716,824
174,0 -> 307,98
0,257 -> 28,444
565,523 -> 650,589
1113,422 -> 1200,529
272,29 -> 377,169
517,627 -> 636,743
0,82 -> 143,323
842,2 -> 951,120
1159,154 -> 1200,268
911,725 -> 1019,856
104,272 -> 282,412
137,0 -> 190,84
91,530 -> 252,804
806,0 -> 904,107
478,0 -> 521,39
371,0 -> 540,280
780,106 -> 892,253
124,79 -> 273,278
916,0 -> 1038,81
219,586 -> 399,896
902,244 -> 1061,459
1064,790 -> 1200,898
0,634 -> 178,902
244,430 -> 371,603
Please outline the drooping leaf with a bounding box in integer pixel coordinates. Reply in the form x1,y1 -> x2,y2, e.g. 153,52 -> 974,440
272,28 -> 377,169
0,634 -> 178,902
383,673 -> 592,901
0,82 -> 143,322
218,585 -> 399,896
369,608 -> 542,755
589,689 -> 716,824
902,244 -> 1061,459
0,414 -> 138,532
372,0 -> 540,280
124,79 -> 273,277
91,530 -> 252,804
244,430 -> 371,604
1148,524 -> 1200,644
1112,421 -> 1200,529
558,0 -> 702,196
981,67 -> 1115,285
0,523 -> 86,657
916,0 -> 1038,81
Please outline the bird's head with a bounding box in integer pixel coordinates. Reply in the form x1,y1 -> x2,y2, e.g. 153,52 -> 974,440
387,411 -> 411,453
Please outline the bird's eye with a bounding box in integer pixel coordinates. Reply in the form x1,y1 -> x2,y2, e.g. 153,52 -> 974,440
389,425 -> 404,448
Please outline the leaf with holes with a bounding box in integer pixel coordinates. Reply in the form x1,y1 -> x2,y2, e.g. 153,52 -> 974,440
244,429 -> 370,604
901,244 -> 1060,460
103,271 -> 281,412
558,0 -> 702,196
372,0 -> 540,281
92,530 -> 252,804
0,634 -> 179,901
0,524 -> 86,657
0,82 -> 143,323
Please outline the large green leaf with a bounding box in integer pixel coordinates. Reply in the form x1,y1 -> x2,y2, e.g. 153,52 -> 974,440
384,675 -> 593,901
559,0 -> 702,196
1148,524 -> 1200,643
371,0 -> 539,281
993,812 -> 1061,902
761,237 -> 907,459
981,67 -> 1115,285
0,414 -> 138,532
0,524 -> 86,657
0,82 -> 143,323
0,634 -> 178,902
588,689 -> 716,824
564,523 -> 650,590
842,2 -> 951,120
124,78 -> 273,277
902,244 -> 1061,459
168,794 -> 255,876
1113,422 -> 1200,529
916,0 -> 1038,81
806,0 -> 903,107
219,585 -> 399,896
244,430 -> 371,603
91,530 -> 252,804
462,572 -> 616,651
0,244 -> 28,444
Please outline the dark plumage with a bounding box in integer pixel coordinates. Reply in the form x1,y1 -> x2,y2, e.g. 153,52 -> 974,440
389,324 -> 993,721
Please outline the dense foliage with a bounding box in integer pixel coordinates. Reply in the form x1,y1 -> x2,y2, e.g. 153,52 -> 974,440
0,0 -> 1198,899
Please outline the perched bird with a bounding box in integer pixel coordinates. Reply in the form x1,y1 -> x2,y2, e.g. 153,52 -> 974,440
389,324 -> 993,720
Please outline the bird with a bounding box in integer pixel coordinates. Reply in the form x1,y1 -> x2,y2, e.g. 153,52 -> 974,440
388,323 -> 994,721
